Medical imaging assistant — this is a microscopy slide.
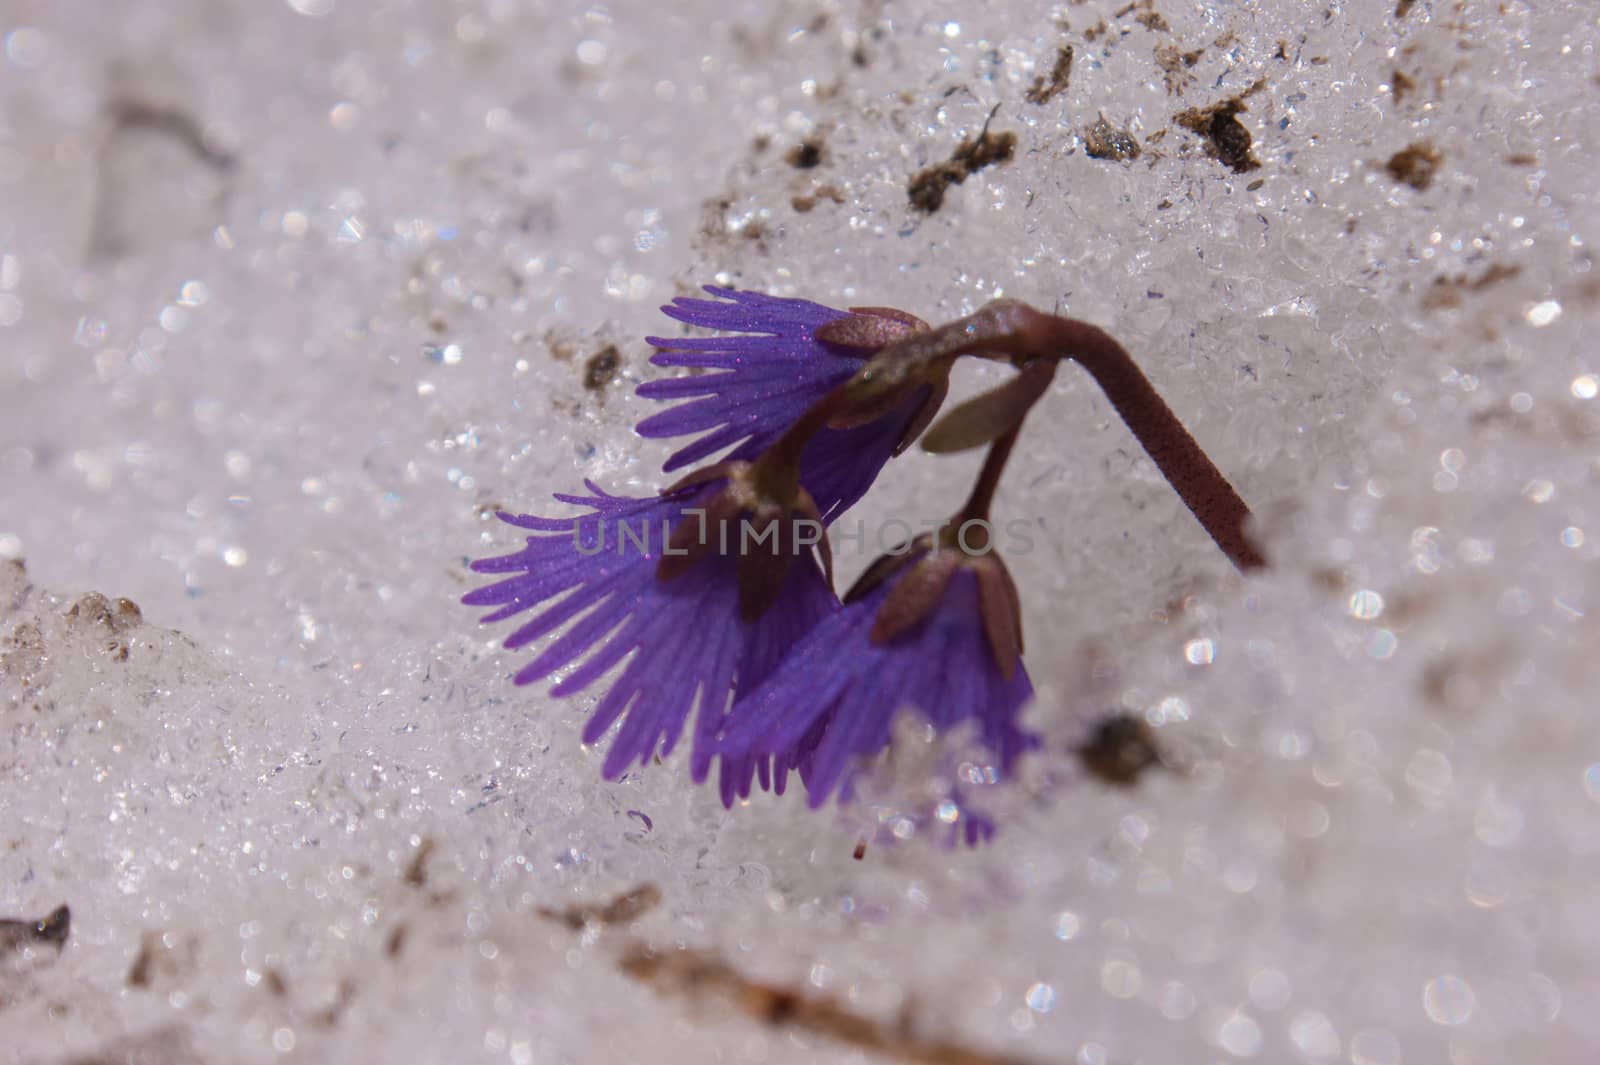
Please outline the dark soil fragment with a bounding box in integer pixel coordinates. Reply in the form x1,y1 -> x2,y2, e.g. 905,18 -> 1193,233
785,138 -> 825,169
538,883 -> 662,931
1084,117 -> 1142,161
1421,262 -> 1520,310
127,937 -> 156,987
1391,68 -> 1417,103
583,345 -> 621,391
1075,715 -> 1164,785
91,100 -> 236,259
127,928 -> 196,989
791,184 -> 845,213
403,837 -> 436,888
1386,141 -> 1442,190
1024,45 -> 1074,105
907,116 -> 1017,213
1175,93 -> 1261,173
1155,43 -> 1205,95
0,904 -> 70,956
63,591 -> 143,662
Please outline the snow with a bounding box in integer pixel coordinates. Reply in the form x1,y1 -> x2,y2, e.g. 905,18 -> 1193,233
3,1 -> 1598,1062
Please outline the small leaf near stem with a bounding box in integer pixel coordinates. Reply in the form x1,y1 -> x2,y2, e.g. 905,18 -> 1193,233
921,359 -> 1057,454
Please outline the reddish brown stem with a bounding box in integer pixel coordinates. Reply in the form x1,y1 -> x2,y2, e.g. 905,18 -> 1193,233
1039,317 -> 1265,570
956,425 -> 1020,527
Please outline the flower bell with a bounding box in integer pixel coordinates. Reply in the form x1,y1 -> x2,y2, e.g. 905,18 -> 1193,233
712,534 -> 1040,812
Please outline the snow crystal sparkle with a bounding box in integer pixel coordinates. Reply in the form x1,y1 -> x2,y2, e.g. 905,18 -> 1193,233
466,286 -> 1260,841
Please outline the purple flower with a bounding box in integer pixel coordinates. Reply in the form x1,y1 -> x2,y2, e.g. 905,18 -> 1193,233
638,287 -> 855,467
639,286 -> 937,522
715,542 -> 1038,839
463,481 -> 836,785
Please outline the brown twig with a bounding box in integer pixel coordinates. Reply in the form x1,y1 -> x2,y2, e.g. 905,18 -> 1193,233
538,887 -> 1048,1065
619,944 -> 1045,1065
536,883 -> 663,931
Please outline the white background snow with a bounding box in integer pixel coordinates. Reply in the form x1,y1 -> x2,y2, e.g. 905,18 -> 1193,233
2,1 -> 1598,1062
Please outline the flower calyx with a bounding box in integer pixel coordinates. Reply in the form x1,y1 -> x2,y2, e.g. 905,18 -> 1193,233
656,458 -> 833,621
844,527 -> 1025,680
813,305 -> 929,353
828,300 -> 1063,455
813,307 -> 947,452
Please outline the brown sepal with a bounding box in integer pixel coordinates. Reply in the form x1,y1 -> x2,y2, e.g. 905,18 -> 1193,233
657,487 -> 743,582
892,374 -> 950,456
973,554 -> 1024,680
825,379 -> 921,430
845,306 -> 929,331
814,308 -> 927,352
662,461 -> 739,496
734,485 -> 831,619
920,359 -> 1057,453
870,549 -> 962,645
798,486 -> 835,592
843,534 -> 933,604
737,542 -> 792,621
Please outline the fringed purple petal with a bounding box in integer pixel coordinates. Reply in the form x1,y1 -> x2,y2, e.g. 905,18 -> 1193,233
636,375 -> 830,438
799,662 -> 902,806
464,481 -> 838,780
639,288 -> 935,523
684,596 -> 743,781
594,587 -> 723,777
715,565 -> 1037,834
639,286 -> 862,476
634,374 -> 734,399
648,424 -> 750,473
794,387 -> 931,522
654,286 -> 847,333
707,559 -> 841,804
717,607 -> 867,757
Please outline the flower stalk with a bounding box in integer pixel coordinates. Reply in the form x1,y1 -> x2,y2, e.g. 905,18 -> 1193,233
831,300 -> 1265,572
